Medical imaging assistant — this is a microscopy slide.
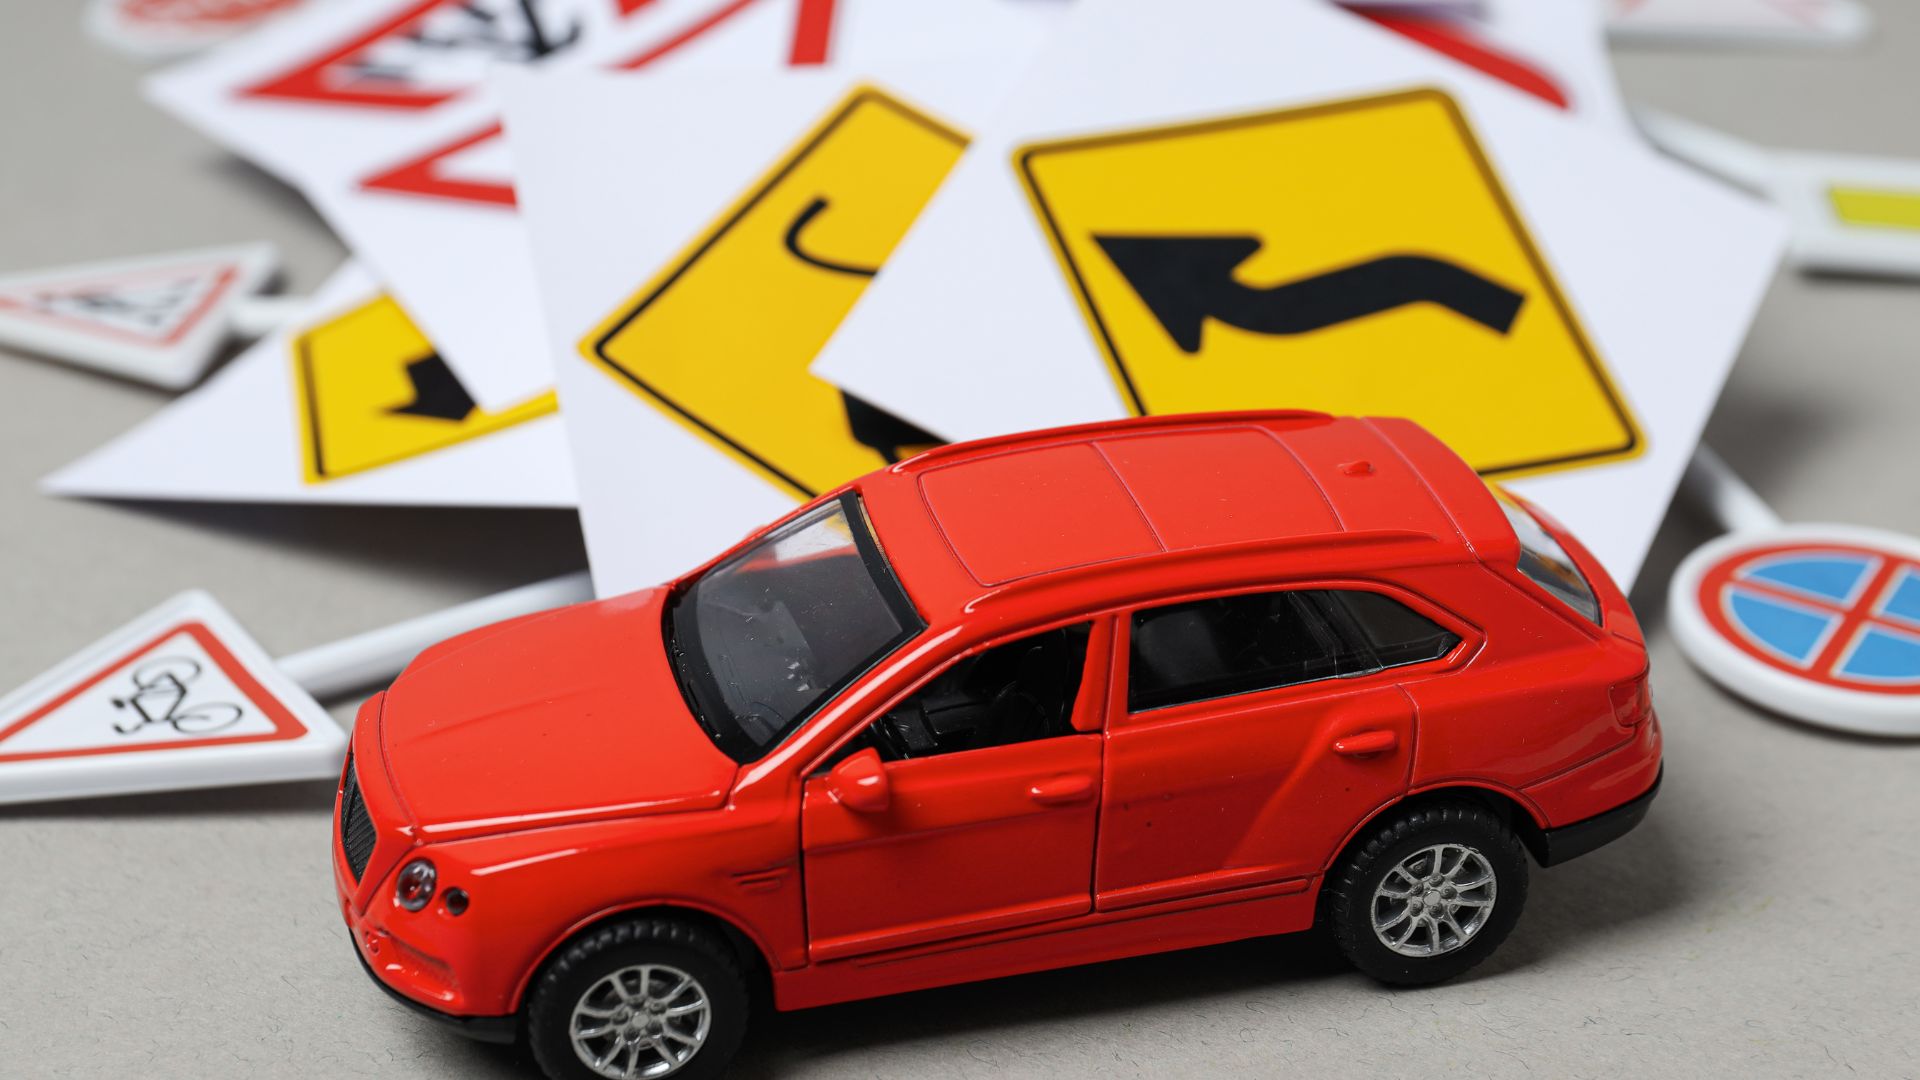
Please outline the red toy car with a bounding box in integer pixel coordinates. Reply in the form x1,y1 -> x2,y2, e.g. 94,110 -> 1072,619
335,411 -> 1660,1080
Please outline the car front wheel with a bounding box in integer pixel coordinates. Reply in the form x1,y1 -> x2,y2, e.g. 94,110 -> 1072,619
527,918 -> 749,1080
1324,800 -> 1529,986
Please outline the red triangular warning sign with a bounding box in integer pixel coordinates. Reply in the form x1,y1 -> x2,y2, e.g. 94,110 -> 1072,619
360,122 -> 518,207
88,0 -> 306,60
0,244 -> 279,388
241,0 -> 591,110
352,0 -> 842,208
0,591 -> 345,805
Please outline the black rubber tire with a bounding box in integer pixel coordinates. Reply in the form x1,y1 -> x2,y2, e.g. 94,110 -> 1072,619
527,918 -> 749,1080
1324,801 -> 1529,986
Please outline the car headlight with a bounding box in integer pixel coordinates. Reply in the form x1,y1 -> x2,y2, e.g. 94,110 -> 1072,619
395,858 -> 436,912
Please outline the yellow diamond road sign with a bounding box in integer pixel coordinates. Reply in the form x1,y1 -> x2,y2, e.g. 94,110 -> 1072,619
582,85 -> 963,501
1015,87 -> 1643,479
291,293 -> 557,483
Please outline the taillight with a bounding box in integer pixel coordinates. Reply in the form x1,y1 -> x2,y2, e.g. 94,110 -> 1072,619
1609,670 -> 1652,727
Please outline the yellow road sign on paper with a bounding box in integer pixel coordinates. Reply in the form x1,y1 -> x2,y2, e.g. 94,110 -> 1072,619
291,293 -> 557,483
581,86 -> 962,500
1015,87 -> 1642,479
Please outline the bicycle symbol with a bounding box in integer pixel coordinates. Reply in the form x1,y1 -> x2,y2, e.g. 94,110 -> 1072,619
110,656 -> 245,736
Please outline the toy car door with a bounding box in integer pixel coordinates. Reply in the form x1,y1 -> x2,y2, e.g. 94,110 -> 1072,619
1096,586 -> 1466,909
801,620 -> 1109,961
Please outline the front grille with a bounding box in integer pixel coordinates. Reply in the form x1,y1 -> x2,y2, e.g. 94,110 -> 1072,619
340,753 -> 376,881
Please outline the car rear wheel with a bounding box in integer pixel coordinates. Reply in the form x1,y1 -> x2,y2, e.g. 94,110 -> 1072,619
1324,800 -> 1529,985
527,918 -> 748,1080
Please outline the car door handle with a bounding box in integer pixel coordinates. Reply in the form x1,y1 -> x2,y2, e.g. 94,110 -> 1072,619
1332,729 -> 1399,757
1028,773 -> 1096,806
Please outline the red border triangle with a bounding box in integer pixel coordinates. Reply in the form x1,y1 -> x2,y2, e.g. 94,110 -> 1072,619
0,622 -> 311,764
356,0 -> 840,208
0,263 -> 242,347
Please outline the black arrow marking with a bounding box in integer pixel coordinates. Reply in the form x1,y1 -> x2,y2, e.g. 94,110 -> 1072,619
1093,235 -> 1525,354
784,197 -> 882,278
387,352 -> 477,422
841,392 -> 942,464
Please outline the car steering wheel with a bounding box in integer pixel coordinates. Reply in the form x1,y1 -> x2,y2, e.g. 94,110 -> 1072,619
878,702 -> 938,758
987,682 -> 1050,744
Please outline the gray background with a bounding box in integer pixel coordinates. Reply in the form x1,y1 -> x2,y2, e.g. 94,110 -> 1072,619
4,3 -> 1919,1077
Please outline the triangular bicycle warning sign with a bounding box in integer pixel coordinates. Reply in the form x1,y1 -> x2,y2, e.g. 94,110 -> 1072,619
291,292 -> 557,482
581,85 -> 958,500
0,243 -> 279,389
1014,87 -> 1643,480
0,591 -> 345,805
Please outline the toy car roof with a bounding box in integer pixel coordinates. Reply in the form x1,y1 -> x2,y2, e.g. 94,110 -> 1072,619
858,411 -> 1519,626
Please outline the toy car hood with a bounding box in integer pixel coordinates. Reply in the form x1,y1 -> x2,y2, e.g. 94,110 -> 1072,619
376,588 -> 737,841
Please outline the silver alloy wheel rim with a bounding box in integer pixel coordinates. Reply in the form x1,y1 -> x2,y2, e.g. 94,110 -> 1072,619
569,963 -> 712,1079
1371,843 -> 1497,958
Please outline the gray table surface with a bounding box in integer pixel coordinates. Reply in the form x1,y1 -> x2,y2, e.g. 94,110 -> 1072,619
5,4 -> 1920,1078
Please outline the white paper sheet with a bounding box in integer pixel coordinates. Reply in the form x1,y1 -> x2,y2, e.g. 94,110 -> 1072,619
45,262 -> 576,508
507,57 -> 1035,593
810,0 -> 1786,589
215,0 -> 1065,411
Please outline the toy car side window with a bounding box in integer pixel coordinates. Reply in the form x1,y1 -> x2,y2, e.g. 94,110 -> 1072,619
1324,590 -> 1462,669
843,623 -> 1094,763
1127,589 -> 1455,712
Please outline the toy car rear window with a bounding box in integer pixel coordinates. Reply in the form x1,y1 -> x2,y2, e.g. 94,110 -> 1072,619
1495,493 -> 1602,625
1128,588 -> 1459,712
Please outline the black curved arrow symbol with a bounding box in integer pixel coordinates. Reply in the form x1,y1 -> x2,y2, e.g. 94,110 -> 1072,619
784,197 -> 882,278
841,392 -> 942,464
386,352 -> 477,422
1093,235 -> 1525,354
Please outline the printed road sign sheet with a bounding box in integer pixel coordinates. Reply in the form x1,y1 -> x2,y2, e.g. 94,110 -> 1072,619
290,291 -> 558,482
44,262 -> 575,508
1362,0 -> 1631,135
151,0 -> 1064,412
143,0 -> 774,409
292,0 -> 866,411
1017,89 -> 1640,478
506,61 -> 1023,594
0,243 -> 279,389
812,0 -> 1785,589
314,0 -> 1064,412
144,0 -> 640,184
0,591 -> 344,805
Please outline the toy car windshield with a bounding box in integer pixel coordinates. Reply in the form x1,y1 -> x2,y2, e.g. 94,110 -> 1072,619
667,492 -> 924,762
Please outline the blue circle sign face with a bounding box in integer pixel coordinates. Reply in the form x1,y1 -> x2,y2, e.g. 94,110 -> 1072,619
1671,525 -> 1920,736
1714,547 -> 1920,688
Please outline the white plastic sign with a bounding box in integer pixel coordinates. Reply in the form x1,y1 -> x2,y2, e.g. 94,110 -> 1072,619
0,244 -> 279,389
1637,107 -> 1920,280
1670,450 -> 1920,736
0,591 -> 346,805
1606,0 -> 1872,48
87,0 -> 310,59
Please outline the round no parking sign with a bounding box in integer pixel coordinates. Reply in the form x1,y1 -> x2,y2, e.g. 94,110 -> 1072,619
1672,524 -> 1920,735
